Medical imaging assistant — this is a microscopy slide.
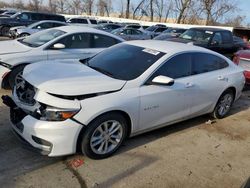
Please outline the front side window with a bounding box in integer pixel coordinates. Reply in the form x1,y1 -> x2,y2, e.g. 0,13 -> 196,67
192,53 -> 228,75
18,13 -> 30,20
57,33 -> 91,49
87,43 -> 165,80
19,29 -> 66,47
80,19 -> 88,24
91,34 -> 119,48
36,22 -> 53,29
221,31 -> 232,44
90,19 -> 97,24
151,53 -> 192,79
211,32 -> 222,45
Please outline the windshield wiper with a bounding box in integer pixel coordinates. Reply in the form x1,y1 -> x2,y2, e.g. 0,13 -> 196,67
89,66 -> 116,78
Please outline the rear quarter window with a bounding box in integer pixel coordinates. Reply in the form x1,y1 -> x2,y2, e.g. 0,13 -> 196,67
192,53 -> 228,75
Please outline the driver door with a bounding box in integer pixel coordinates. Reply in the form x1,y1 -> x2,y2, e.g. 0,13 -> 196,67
47,33 -> 99,60
139,53 -> 193,131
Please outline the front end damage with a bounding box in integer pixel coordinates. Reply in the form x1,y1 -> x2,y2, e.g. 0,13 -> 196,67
2,80 -> 84,156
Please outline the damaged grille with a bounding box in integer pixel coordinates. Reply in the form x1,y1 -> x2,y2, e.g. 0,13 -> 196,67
16,80 -> 36,105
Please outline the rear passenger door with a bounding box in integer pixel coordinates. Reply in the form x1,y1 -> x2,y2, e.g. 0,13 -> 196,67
188,52 -> 229,116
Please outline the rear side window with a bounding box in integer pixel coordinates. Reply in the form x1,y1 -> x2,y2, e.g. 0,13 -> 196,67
192,53 -> 228,75
91,34 -> 119,48
152,53 -> 192,79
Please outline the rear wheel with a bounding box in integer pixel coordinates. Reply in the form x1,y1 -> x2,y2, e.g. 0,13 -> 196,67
81,113 -> 128,159
211,89 -> 234,119
8,65 -> 26,90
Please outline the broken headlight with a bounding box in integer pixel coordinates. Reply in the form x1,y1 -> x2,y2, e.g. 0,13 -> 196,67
40,106 -> 79,121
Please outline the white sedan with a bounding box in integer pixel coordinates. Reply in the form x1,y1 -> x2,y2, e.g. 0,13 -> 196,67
2,41 -> 245,159
0,26 -> 124,89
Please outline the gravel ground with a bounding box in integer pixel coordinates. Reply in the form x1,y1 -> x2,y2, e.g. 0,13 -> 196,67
0,88 -> 249,188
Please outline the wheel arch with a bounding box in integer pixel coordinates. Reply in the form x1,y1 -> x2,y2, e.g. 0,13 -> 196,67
76,110 -> 132,152
2,63 -> 30,89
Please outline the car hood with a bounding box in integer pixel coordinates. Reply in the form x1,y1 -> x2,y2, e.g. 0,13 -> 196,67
0,40 -> 32,55
23,60 -> 127,96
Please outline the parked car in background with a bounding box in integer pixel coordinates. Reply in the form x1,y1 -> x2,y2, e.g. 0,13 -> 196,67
154,27 -> 187,40
95,23 -> 122,33
97,20 -> 113,24
233,50 -> 250,84
0,11 -> 66,36
67,17 -> 98,26
0,10 -> 18,17
111,28 -> 151,40
2,40 -> 245,159
0,26 -> 124,89
167,27 -> 247,58
144,25 -> 168,38
9,20 -> 68,38
233,36 -> 250,49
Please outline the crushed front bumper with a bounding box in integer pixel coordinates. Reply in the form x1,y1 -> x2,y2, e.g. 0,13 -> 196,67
2,95 -> 83,157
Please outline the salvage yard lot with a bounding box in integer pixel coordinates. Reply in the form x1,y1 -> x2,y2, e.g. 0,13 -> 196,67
0,88 -> 250,188
0,37 -> 250,188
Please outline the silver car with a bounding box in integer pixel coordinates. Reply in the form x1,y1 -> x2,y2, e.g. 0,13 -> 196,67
111,28 -> 151,40
9,20 -> 68,38
0,26 -> 124,89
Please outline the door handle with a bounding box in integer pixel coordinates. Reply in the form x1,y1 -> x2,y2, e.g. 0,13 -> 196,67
218,76 -> 228,81
185,82 -> 194,88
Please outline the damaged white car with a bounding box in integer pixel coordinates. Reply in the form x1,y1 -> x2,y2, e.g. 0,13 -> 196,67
2,41 -> 245,159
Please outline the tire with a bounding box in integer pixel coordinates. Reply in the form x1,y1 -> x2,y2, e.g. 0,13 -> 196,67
19,33 -> 30,38
1,26 -> 10,36
8,65 -> 26,90
81,112 -> 128,159
211,89 -> 234,119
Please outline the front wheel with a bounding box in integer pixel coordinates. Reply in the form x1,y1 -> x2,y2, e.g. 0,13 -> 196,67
8,65 -> 26,90
211,89 -> 234,119
81,113 -> 128,159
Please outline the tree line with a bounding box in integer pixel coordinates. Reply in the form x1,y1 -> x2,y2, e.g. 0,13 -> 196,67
0,0 -> 246,27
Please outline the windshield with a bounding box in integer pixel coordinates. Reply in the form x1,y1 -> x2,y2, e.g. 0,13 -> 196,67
87,43 -> 165,80
18,29 -> 66,47
180,29 -> 213,43
111,28 -> 123,35
10,12 -> 20,18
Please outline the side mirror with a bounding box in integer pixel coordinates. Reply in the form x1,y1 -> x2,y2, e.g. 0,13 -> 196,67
37,26 -> 41,29
52,43 -> 65,49
211,40 -> 219,46
151,75 -> 174,86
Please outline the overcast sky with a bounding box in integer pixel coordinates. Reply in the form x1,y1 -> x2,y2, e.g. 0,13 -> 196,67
2,0 -> 250,24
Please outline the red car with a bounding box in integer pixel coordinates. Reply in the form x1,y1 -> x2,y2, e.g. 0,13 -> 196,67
233,50 -> 250,85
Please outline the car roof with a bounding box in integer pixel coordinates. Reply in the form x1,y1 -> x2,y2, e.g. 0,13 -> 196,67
191,27 -> 229,32
35,20 -> 66,24
125,40 -> 212,54
56,26 -> 125,41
